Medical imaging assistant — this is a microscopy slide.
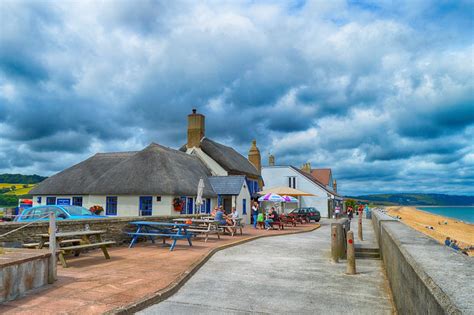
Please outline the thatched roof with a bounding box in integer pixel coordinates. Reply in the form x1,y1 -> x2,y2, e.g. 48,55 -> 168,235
180,137 -> 260,178
86,143 -> 216,196
31,143 -> 217,197
30,151 -> 136,195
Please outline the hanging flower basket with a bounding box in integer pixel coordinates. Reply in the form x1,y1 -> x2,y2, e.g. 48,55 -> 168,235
89,205 -> 104,215
173,198 -> 184,212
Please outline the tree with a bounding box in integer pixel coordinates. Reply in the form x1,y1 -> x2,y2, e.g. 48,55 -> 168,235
10,185 -> 16,191
345,199 -> 356,209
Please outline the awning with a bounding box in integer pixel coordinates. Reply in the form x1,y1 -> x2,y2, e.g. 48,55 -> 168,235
258,186 -> 314,196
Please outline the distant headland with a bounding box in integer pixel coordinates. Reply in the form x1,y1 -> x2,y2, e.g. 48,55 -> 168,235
347,193 -> 474,206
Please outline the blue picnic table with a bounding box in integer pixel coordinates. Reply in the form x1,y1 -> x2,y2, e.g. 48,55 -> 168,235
127,221 -> 193,251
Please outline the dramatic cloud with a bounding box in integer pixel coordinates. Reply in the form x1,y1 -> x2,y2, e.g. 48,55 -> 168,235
0,0 -> 473,195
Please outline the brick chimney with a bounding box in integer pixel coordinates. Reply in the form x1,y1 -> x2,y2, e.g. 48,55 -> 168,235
268,154 -> 275,166
333,179 -> 337,192
248,139 -> 261,174
187,109 -> 205,149
301,162 -> 311,174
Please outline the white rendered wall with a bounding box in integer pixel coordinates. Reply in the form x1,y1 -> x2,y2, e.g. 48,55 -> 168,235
34,194 -> 177,217
261,166 -> 330,217
232,183 -> 251,224
187,148 -> 228,176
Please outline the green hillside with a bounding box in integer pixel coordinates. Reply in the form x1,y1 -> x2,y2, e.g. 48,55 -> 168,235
347,193 -> 474,206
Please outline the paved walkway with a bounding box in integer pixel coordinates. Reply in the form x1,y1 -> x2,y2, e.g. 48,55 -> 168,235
140,218 -> 394,314
0,223 -> 319,314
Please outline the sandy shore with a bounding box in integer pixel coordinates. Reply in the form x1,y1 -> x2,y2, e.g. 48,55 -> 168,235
386,206 -> 474,256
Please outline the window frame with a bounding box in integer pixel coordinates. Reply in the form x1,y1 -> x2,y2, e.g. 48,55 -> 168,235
106,196 -> 118,216
139,196 -> 153,216
46,197 -> 56,205
72,196 -> 83,207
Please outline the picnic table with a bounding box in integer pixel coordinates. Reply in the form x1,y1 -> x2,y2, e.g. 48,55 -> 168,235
172,218 -> 221,242
127,221 -> 193,251
36,230 -> 115,268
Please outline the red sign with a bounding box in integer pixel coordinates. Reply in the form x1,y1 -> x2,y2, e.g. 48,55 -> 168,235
348,239 -> 353,244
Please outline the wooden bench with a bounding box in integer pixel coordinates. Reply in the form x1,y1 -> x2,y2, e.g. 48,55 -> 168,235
219,219 -> 243,236
58,241 -> 116,267
126,232 -> 193,251
23,238 -> 82,249
186,225 -> 220,242
280,215 -> 296,227
270,221 -> 284,230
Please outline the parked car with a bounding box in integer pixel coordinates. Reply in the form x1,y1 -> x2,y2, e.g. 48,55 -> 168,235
289,207 -> 321,222
15,205 -> 107,222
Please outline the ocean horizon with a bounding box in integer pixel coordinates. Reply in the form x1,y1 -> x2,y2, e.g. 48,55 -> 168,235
416,206 -> 474,224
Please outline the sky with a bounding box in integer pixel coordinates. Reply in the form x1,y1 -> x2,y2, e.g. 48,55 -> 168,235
0,0 -> 473,196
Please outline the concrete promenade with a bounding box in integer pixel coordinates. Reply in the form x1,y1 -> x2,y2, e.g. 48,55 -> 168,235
140,218 -> 394,314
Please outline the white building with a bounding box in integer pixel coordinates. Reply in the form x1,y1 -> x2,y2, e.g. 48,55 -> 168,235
30,109 -> 262,224
261,164 -> 343,218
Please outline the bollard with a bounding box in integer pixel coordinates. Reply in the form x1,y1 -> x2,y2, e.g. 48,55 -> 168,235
331,225 -> 339,263
346,231 -> 356,275
358,215 -> 363,241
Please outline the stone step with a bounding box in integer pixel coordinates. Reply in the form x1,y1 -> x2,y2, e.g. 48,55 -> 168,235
355,251 -> 381,259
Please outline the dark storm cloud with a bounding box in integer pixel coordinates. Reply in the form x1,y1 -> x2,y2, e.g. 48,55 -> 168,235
0,0 -> 473,195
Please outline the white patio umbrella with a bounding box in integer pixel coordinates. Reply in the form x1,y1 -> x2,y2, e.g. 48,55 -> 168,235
195,178 -> 204,213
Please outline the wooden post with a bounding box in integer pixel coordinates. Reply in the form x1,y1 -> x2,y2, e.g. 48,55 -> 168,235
358,215 -> 363,241
48,212 -> 57,284
331,225 -> 339,263
346,231 -> 356,275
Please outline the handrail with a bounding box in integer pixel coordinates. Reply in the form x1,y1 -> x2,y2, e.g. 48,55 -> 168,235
0,213 -> 52,239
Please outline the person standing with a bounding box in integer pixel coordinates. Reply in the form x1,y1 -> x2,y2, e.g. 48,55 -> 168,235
347,206 -> 353,220
335,205 -> 341,219
251,201 -> 259,229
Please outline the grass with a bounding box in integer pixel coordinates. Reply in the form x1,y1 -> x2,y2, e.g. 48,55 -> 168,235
0,183 -> 36,196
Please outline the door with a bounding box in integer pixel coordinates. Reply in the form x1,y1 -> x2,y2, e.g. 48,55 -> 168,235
187,197 -> 193,215
139,196 -> 153,216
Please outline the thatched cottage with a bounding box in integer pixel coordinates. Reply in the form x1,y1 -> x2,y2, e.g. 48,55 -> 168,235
30,110 -> 262,222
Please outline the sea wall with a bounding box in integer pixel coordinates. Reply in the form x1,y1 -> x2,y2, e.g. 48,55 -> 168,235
0,215 -> 201,246
372,210 -> 473,314
1,248 -> 51,302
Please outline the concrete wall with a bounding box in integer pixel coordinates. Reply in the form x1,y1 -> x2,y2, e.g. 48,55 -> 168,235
261,166 -> 329,217
371,210 -> 473,315
0,214 -> 202,246
1,249 -> 51,302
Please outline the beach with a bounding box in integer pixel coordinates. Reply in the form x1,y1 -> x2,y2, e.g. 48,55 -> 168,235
386,206 -> 474,256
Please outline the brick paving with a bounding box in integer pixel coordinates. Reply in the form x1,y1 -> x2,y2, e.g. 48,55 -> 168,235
0,223 -> 319,314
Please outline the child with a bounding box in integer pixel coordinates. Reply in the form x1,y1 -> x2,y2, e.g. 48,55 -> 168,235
257,212 -> 264,229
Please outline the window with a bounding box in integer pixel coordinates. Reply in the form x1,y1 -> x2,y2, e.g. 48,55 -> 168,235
206,198 -> 211,214
139,196 -> 152,216
156,196 -> 162,202
46,197 -> 56,205
180,196 -> 187,214
36,196 -> 42,204
288,177 -> 296,189
186,197 -> 194,215
106,196 -> 118,215
243,198 -> 247,215
72,197 -> 83,206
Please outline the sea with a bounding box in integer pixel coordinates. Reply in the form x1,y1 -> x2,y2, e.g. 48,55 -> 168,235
416,206 -> 474,224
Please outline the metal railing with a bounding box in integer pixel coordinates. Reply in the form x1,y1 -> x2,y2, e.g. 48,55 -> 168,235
0,213 -> 52,239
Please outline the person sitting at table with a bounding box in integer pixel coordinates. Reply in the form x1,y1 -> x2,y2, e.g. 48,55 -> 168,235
213,208 -> 227,226
264,207 -> 278,230
211,207 -> 218,217
229,207 -> 239,224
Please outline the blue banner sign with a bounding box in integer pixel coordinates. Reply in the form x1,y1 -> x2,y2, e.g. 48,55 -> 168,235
57,198 -> 71,206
